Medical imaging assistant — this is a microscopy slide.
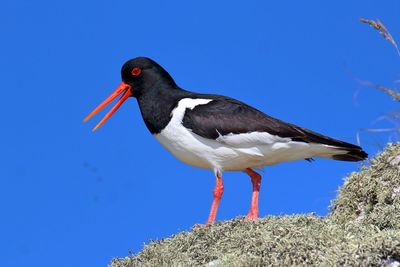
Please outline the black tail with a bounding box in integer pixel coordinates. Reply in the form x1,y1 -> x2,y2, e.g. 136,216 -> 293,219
331,145 -> 368,162
287,125 -> 368,162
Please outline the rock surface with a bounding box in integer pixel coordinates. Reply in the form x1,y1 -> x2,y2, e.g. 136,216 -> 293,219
110,143 -> 400,267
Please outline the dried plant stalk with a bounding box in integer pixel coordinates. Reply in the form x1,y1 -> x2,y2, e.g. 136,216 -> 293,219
360,18 -> 400,56
358,79 -> 400,102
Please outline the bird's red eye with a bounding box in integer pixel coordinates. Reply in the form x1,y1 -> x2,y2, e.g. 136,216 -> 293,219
131,68 -> 141,76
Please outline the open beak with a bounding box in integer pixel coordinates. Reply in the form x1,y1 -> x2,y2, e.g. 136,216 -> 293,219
84,82 -> 132,131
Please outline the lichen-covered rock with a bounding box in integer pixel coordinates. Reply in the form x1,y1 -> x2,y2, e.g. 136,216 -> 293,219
110,143 -> 400,267
330,143 -> 400,229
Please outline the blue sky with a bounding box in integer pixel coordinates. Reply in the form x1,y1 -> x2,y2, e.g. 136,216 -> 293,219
1,1 -> 399,266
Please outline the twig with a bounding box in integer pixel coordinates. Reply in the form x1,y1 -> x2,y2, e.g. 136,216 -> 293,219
373,84 -> 400,102
359,18 -> 400,56
357,79 -> 400,102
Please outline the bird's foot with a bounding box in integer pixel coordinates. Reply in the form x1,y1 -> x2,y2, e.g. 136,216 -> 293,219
244,209 -> 259,221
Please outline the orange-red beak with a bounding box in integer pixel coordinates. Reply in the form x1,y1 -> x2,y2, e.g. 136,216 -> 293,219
84,82 -> 132,131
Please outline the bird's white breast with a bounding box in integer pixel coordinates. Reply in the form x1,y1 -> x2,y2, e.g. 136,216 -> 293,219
154,98 -> 224,171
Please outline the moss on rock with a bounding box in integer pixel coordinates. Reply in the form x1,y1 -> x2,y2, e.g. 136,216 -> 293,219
330,143 -> 400,229
110,143 -> 400,267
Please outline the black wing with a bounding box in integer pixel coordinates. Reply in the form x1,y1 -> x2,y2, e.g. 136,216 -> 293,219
182,96 -> 367,161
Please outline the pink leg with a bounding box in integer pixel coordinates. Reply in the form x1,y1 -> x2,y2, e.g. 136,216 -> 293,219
206,173 -> 224,225
245,168 -> 262,221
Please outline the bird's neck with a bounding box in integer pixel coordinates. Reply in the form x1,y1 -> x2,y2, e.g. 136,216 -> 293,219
136,85 -> 191,134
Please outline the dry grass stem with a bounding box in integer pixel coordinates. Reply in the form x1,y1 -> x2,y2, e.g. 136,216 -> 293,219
357,79 -> 400,102
360,18 -> 400,56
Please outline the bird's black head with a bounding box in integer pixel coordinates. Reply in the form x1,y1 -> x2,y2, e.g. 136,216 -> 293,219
84,57 -> 177,131
121,57 -> 176,98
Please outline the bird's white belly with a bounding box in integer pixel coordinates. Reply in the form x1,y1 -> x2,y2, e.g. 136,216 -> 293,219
153,98 -> 341,172
155,124 -> 235,170
155,127 -> 332,171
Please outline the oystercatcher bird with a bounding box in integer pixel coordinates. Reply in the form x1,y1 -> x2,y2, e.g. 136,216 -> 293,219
84,57 -> 368,224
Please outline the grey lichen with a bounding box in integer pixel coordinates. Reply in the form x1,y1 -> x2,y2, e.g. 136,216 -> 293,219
110,143 -> 400,267
330,143 -> 400,229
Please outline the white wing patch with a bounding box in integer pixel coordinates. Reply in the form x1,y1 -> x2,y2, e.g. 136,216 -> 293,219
170,98 -> 213,123
216,131 -> 291,147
